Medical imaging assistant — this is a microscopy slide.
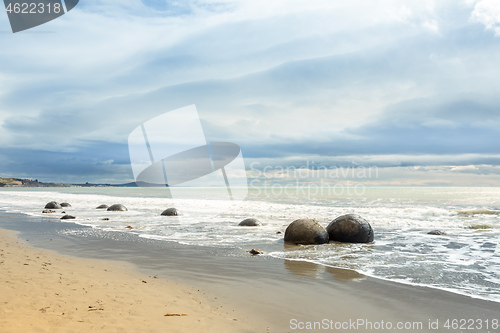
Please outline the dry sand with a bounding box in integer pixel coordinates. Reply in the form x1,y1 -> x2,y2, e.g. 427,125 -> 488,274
0,229 -> 255,333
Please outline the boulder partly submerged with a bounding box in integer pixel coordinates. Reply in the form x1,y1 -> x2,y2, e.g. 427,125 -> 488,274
60,215 -> 76,220
327,214 -> 374,243
96,204 -> 109,209
60,202 -> 72,207
44,201 -> 62,209
107,204 -> 128,211
161,208 -> 181,216
284,219 -> 329,245
238,218 -> 262,226
427,230 -> 447,235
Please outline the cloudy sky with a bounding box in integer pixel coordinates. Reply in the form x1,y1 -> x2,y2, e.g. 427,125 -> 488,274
0,0 -> 500,185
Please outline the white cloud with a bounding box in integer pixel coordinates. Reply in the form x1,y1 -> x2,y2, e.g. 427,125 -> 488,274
470,0 -> 500,36
450,165 -> 478,171
422,19 -> 440,34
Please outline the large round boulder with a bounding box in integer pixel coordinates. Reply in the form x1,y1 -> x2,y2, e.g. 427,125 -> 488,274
327,214 -> 374,243
96,204 -> 109,209
107,204 -> 128,211
161,208 -> 181,216
284,219 -> 329,245
60,202 -> 72,207
238,218 -> 262,226
44,201 -> 62,209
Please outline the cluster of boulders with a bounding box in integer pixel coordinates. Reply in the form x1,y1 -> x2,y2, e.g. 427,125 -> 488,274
42,201 -> 99,217
44,201 -> 184,220
95,203 -> 128,211
97,204 -> 182,216
283,214 -> 374,245
43,201 -> 375,245
42,201 -> 75,219
43,202 -> 134,217
44,201 -> 71,209
236,214 -> 374,245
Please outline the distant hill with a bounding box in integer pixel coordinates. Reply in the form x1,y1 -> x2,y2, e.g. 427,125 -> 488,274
0,178 -> 140,188
0,178 -> 68,187
73,181 -> 139,187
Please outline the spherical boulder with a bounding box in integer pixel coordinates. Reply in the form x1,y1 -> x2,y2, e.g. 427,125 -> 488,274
107,204 -> 128,211
161,208 -> 181,216
60,202 -> 72,207
44,201 -> 62,209
60,215 -> 76,220
327,214 -> 374,243
284,219 -> 329,245
96,204 -> 109,209
238,218 -> 262,226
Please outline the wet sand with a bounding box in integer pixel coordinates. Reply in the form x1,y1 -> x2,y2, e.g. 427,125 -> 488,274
1,212 -> 499,332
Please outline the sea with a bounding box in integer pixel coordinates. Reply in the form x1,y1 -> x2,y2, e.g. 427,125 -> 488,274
1,186 -> 499,303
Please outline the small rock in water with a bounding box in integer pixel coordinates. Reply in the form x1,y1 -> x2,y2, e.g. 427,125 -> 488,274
107,204 -> 128,211
101,218 -> 110,221
96,204 -> 109,209
238,218 -> 262,226
248,248 -> 263,255
42,210 -> 56,214
125,226 -> 134,229
44,201 -> 62,209
60,215 -> 76,220
60,202 -> 72,207
427,230 -> 446,235
161,208 -> 181,216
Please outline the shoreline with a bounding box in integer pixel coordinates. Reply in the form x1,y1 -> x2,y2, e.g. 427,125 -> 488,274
1,211 -> 500,332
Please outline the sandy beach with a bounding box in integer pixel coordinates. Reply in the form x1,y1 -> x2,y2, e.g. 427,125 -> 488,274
0,229 -> 254,333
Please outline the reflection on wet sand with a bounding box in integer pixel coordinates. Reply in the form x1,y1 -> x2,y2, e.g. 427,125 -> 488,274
324,265 -> 366,282
284,259 -> 366,281
284,259 -> 325,278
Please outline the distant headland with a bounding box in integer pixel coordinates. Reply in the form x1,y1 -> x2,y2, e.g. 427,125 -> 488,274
0,177 -> 139,188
